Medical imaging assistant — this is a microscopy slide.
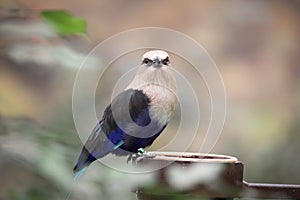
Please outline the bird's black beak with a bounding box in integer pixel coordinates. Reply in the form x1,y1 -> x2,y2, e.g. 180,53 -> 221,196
153,58 -> 162,68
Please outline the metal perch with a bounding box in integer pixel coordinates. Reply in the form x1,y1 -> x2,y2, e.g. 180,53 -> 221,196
136,152 -> 300,199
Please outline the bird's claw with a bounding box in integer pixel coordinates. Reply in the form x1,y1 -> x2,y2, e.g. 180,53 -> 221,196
127,148 -> 146,164
127,154 -> 133,163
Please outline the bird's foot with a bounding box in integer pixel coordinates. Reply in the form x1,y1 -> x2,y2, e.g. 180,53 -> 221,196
127,154 -> 133,163
127,148 -> 146,164
127,154 -> 140,164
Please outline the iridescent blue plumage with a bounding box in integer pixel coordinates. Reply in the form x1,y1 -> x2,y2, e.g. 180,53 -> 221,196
73,89 -> 166,173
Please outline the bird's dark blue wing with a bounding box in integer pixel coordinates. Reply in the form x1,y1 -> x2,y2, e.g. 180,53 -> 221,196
74,89 -> 166,173
73,121 -> 113,173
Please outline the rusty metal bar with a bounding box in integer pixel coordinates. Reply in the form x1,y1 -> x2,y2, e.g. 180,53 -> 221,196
242,181 -> 300,199
135,152 -> 300,199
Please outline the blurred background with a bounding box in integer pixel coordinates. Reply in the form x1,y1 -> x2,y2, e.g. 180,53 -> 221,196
0,0 -> 300,199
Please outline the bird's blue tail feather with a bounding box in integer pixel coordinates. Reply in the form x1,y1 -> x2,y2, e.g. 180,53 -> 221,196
74,166 -> 88,181
65,166 -> 88,200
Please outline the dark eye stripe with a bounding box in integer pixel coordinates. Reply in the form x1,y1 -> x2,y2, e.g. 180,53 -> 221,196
162,57 -> 170,65
142,58 -> 153,65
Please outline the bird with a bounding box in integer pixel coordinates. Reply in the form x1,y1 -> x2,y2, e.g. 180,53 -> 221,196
73,50 -> 178,177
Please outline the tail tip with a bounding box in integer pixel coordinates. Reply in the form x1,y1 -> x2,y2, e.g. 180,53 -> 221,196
73,164 -> 78,173
73,166 -> 88,181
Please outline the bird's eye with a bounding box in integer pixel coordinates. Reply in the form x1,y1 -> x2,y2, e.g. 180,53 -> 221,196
161,57 -> 170,65
142,58 -> 153,65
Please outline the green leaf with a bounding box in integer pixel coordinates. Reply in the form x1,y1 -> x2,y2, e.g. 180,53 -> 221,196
40,10 -> 87,37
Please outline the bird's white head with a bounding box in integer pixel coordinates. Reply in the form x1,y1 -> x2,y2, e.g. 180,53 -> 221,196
141,50 -> 170,67
127,50 -> 176,93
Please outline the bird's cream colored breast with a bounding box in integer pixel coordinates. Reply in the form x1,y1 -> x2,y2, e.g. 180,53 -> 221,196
143,85 -> 178,125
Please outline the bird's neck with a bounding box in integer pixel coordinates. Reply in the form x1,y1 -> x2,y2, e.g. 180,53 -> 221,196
127,67 -> 177,95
